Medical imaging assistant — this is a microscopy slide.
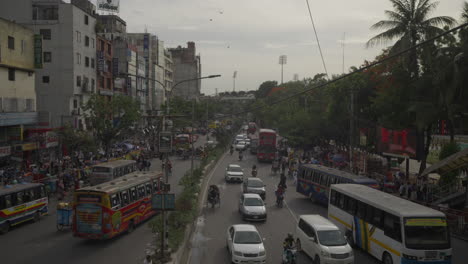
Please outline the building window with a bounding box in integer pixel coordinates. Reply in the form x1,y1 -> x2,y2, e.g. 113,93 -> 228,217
85,36 -> 89,47
76,31 -> 81,43
107,43 -> 111,55
8,68 -> 15,81
39,29 -> 51,40
76,53 -> 81,64
42,76 -> 50,83
76,76 -> 81,87
91,38 -> 95,48
8,36 -> 14,50
85,56 -> 89,67
73,99 -> 78,109
32,5 -> 58,20
91,78 -> 95,91
106,78 -> 111,89
91,58 -> 95,69
106,60 -> 111,73
99,76 -> 104,88
100,40 -> 105,51
43,52 -> 52,62
84,15 -> 89,25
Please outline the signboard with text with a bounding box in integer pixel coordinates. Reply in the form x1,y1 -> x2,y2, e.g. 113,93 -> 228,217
151,193 -> 175,210
97,0 -> 120,12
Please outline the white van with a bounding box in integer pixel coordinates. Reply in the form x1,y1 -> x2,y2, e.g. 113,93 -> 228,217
295,215 -> 354,264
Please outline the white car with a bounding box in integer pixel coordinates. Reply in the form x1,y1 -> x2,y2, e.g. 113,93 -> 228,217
226,224 -> 266,263
244,138 -> 251,147
225,164 -> 244,182
235,134 -> 245,142
235,141 -> 247,151
239,193 -> 267,221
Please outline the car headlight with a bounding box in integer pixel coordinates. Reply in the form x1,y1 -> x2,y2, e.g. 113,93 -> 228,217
259,250 -> 266,256
321,250 -> 330,257
234,251 -> 243,256
402,254 -> 418,260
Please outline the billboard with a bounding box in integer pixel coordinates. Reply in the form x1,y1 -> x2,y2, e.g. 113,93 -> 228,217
97,0 -> 120,12
376,127 -> 418,158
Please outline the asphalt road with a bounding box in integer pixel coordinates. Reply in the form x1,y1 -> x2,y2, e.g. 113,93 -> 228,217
188,148 -> 468,264
0,135 -> 208,264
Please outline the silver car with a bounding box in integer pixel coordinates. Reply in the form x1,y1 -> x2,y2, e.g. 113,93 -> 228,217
239,193 -> 267,221
243,177 -> 266,199
225,164 -> 244,182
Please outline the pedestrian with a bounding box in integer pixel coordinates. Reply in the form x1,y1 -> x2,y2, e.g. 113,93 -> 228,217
292,169 -> 297,186
399,182 -> 406,197
407,182 -> 413,199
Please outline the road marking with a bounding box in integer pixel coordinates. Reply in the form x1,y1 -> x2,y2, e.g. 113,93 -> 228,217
284,199 -> 298,223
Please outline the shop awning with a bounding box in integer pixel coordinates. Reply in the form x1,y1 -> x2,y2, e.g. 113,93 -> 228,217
421,148 -> 468,176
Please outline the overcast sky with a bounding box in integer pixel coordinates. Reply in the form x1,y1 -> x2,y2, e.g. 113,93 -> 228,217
97,0 -> 465,95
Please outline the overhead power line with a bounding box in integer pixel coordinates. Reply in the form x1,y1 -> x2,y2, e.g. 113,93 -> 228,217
305,0 -> 329,78
218,22 -> 468,119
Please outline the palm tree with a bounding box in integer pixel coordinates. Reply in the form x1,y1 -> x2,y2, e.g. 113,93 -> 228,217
367,0 -> 456,76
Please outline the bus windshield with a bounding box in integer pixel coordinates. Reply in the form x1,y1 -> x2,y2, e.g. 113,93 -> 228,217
404,218 -> 450,250
317,230 -> 348,246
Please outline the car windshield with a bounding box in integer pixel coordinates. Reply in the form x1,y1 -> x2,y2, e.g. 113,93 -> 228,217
317,230 -> 348,246
229,166 -> 242,172
237,142 -> 245,145
248,180 -> 263,187
234,231 -> 262,244
244,198 -> 263,206
404,218 -> 450,249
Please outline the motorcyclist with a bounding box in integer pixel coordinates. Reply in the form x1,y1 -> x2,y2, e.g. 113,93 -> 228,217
208,185 -> 219,203
272,159 -> 279,172
275,184 -> 286,206
230,145 -> 234,155
251,165 -> 257,177
238,150 -> 243,161
279,173 -> 287,189
283,233 -> 295,249
283,233 -> 297,263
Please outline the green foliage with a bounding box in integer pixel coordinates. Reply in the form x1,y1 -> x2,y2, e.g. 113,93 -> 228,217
83,94 -> 141,154
57,124 -> 97,154
255,81 -> 278,99
438,142 -> 461,186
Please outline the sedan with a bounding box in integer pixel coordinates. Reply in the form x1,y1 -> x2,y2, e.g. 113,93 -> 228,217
235,141 -> 247,151
239,193 -> 267,221
226,224 -> 266,264
243,177 -> 266,199
225,164 -> 244,182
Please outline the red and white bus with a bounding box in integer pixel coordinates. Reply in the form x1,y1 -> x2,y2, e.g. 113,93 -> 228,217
248,122 -> 257,134
73,171 -> 162,239
257,128 -> 277,162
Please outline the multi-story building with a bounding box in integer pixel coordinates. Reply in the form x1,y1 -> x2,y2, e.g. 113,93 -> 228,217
0,0 -> 98,130
96,14 -> 126,41
169,42 -> 201,100
136,53 -> 148,112
96,35 -> 113,98
127,33 -> 159,112
164,49 -> 174,91
0,18 -> 37,165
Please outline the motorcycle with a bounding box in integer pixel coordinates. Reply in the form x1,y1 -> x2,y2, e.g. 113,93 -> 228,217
239,153 -> 243,161
275,191 -> 284,208
282,247 -> 297,264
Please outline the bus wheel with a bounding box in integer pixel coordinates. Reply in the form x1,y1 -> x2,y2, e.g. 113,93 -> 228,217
33,212 -> 41,222
383,252 -> 393,264
0,222 -> 10,234
127,221 -> 135,233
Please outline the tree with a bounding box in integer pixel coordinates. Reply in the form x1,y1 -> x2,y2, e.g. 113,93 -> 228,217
255,81 -> 278,99
438,142 -> 461,186
58,124 -> 97,155
463,2 -> 468,22
367,0 -> 455,76
83,94 -> 141,156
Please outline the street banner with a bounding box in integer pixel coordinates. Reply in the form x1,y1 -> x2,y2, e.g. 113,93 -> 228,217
97,0 -> 120,13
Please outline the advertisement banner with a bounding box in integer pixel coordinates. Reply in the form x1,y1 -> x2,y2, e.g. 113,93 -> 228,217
34,34 -> 42,68
97,51 -> 104,72
376,127 -> 418,158
22,142 -> 38,151
45,131 -> 59,148
0,146 -> 11,157
112,58 -> 119,74
97,0 -> 120,12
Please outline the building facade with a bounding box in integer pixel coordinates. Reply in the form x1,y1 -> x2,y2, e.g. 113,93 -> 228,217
0,0 -> 98,130
0,18 -> 37,166
96,35 -> 113,98
169,42 -> 201,100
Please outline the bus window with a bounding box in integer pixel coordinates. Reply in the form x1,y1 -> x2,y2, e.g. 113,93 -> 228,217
330,190 -> 336,205
357,201 -> 366,219
121,190 -> 130,206
371,208 -> 384,228
138,185 -> 146,198
110,194 -> 121,209
146,183 -> 152,195
384,213 -> 402,242
0,195 -> 5,210
130,187 -> 137,201
34,187 -> 42,199
365,204 -> 374,222
16,192 -> 24,204
346,197 -> 357,215
4,195 -> 12,208
338,193 -> 345,209
23,189 -> 32,203
40,186 -> 46,197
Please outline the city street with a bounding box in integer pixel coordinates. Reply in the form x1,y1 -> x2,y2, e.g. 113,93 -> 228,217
188,148 -> 468,264
0,136 -> 208,264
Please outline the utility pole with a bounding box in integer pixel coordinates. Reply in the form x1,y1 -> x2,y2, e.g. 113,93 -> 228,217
349,88 -> 355,173
233,71 -> 237,92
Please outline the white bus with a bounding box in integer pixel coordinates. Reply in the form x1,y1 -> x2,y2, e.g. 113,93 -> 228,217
90,160 -> 137,186
328,184 -> 452,264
